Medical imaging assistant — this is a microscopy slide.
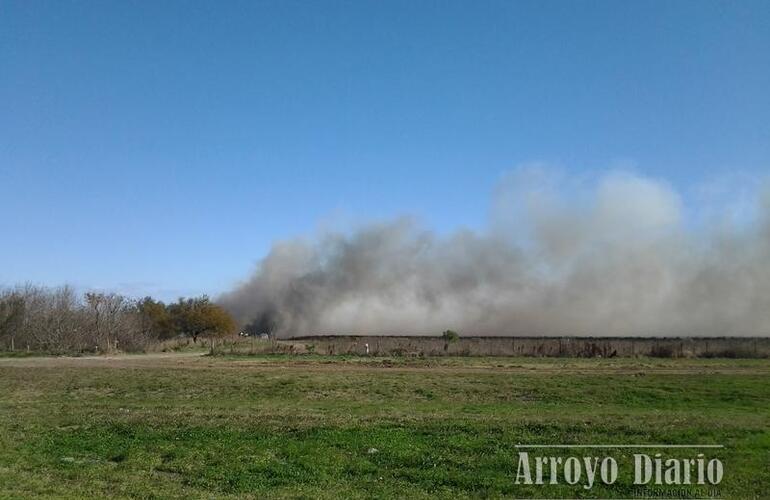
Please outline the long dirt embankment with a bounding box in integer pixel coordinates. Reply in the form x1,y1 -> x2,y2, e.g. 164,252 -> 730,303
285,336 -> 770,358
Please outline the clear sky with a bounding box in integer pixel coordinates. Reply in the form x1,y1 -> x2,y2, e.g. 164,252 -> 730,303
1,0 -> 769,300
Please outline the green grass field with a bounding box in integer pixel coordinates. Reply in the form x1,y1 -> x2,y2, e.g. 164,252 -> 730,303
0,354 -> 767,498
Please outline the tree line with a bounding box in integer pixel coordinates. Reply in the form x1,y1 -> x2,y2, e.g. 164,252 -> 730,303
0,285 -> 236,354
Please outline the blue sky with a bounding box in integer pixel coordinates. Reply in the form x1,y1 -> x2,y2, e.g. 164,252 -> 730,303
1,0 -> 769,300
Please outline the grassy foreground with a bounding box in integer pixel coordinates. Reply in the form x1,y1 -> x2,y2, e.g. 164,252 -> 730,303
0,354 -> 768,498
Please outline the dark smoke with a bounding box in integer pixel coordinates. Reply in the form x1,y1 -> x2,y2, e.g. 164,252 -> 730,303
219,169 -> 770,338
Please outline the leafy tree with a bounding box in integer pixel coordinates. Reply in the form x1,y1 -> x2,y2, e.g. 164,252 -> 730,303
167,296 -> 236,343
442,330 -> 460,343
136,296 -> 173,339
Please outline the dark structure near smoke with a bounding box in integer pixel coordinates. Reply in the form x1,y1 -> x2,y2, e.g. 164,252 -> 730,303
287,335 -> 770,358
242,310 -> 279,337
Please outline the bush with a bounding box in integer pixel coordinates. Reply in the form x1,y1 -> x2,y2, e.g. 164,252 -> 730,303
442,330 -> 460,343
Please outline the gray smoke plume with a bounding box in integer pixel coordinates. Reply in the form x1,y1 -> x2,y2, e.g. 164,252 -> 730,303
219,169 -> 770,338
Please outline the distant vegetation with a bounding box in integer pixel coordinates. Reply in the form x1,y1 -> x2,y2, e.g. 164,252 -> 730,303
441,329 -> 460,342
0,285 -> 236,354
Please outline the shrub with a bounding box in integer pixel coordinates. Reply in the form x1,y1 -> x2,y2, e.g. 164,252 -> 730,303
442,330 -> 460,343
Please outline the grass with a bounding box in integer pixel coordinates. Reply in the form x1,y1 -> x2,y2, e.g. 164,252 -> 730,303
0,354 -> 768,498
0,350 -> 51,358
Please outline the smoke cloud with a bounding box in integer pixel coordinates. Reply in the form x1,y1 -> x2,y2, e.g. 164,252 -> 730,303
219,169 -> 770,338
